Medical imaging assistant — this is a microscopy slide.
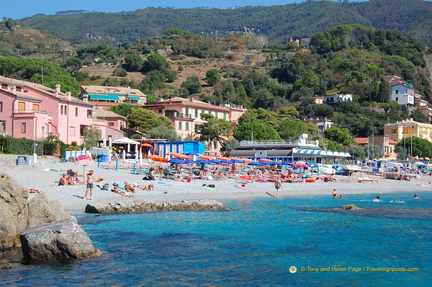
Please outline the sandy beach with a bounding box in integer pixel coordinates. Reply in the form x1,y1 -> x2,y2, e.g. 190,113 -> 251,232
1,155 -> 430,214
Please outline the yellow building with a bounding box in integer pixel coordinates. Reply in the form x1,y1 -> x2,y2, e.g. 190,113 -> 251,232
384,119 -> 432,143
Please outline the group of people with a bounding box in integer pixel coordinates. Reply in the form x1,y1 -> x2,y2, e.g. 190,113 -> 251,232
58,169 -> 82,186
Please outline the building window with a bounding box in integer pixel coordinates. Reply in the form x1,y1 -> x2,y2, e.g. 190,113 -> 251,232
215,112 -> 218,118
16,87 -> 22,92
87,110 -> 92,118
0,102 -> 2,112
1,122 -> 5,132
395,90 -> 399,94
18,102 -> 25,111
108,122 -> 114,126
395,97 -> 398,102
195,109 -> 198,117
178,122 -> 183,130
186,122 -> 189,131
69,126 -> 76,137
21,123 -> 26,133
1,84 -> 7,89
75,107 -> 78,117
224,113 -> 226,120
185,108 -> 189,116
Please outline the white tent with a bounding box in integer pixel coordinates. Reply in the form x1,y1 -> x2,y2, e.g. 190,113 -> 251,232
111,138 -> 140,160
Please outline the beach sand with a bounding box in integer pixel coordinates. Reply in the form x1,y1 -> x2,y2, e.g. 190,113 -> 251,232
2,156 -> 430,214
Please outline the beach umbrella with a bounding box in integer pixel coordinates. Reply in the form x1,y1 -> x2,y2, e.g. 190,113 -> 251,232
168,158 -> 184,164
239,158 -> 253,163
217,156 -> 231,161
74,158 -> 94,175
185,152 -> 200,156
172,154 -> 191,160
199,155 -> 216,160
248,162 -> 264,166
77,154 -> 91,160
258,158 -> 273,162
269,161 -> 283,165
141,143 -> 153,147
292,162 -> 308,167
230,159 -> 244,163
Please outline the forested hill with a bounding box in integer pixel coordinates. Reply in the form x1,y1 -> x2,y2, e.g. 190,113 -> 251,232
20,0 -> 432,46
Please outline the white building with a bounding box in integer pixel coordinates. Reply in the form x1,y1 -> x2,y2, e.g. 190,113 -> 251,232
391,83 -> 415,107
322,94 -> 352,104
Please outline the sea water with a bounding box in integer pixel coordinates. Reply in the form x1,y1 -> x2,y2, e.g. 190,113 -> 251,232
1,191 -> 431,286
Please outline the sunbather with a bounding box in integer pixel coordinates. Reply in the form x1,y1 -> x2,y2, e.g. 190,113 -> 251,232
124,181 -> 136,193
112,187 -> 134,198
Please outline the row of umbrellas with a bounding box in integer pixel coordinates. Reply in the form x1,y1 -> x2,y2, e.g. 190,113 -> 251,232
146,153 -> 310,167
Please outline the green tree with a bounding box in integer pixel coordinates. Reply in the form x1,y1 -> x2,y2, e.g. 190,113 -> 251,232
196,114 -> 232,146
395,137 -> 432,160
65,57 -> 83,73
238,108 -> 280,129
147,125 -> 179,142
124,54 -> 143,72
410,109 -> 430,124
221,139 -> 240,155
181,76 -> 202,95
82,126 -> 101,150
205,69 -> 221,86
127,108 -> 172,133
109,104 -> 135,117
278,119 -> 308,140
142,54 -> 169,73
233,122 -> 282,141
345,144 -> 366,160
325,126 -> 353,145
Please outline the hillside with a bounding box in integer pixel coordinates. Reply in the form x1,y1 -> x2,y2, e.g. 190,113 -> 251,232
19,0 -> 432,46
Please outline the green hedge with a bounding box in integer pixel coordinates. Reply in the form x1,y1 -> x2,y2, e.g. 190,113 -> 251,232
0,136 -> 63,156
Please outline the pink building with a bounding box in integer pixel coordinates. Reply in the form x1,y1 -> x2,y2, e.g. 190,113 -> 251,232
0,76 -> 94,145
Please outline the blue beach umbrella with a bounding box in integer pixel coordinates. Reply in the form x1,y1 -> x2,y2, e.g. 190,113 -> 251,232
248,162 -> 264,166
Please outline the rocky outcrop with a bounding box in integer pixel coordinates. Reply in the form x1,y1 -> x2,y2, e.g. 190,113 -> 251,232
20,217 -> 102,263
340,204 -> 361,210
0,173 -> 70,249
85,199 -> 229,214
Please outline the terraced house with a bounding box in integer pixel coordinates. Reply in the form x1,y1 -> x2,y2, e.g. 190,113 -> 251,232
0,76 -> 94,144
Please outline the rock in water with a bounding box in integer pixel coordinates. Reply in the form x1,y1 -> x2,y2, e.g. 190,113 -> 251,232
0,173 -> 70,248
85,199 -> 229,214
20,217 -> 102,263
340,204 -> 361,210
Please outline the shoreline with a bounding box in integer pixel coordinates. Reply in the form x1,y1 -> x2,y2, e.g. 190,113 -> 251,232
2,159 -> 431,214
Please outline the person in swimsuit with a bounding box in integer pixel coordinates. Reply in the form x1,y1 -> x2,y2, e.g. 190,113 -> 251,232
274,177 -> 282,198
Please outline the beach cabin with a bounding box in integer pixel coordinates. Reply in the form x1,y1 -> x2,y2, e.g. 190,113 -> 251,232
156,141 -> 205,157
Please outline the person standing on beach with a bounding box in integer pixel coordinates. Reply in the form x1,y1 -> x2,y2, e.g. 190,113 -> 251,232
85,170 -> 95,200
275,177 -> 282,198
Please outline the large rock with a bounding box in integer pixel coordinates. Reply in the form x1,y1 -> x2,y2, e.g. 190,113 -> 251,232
340,204 -> 361,210
85,199 -> 229,214
20,217 -> 102,263
0,173 -> 70,248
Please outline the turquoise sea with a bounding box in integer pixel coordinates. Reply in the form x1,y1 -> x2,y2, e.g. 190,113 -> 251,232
1,191 -> 431,286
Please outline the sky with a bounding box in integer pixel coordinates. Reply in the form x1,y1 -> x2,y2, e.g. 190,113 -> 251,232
2,0 -> 359,20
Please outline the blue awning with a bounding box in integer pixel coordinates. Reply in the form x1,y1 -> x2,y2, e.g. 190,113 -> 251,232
293,148 -> 350,157
128,96 -> 140,100
89,94 -> 120,101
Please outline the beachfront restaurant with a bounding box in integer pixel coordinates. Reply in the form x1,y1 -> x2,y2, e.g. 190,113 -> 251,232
230,139 -> 350,163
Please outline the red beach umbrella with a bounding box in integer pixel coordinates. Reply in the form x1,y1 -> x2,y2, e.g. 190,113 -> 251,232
74,158 -> 94,175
